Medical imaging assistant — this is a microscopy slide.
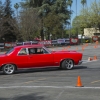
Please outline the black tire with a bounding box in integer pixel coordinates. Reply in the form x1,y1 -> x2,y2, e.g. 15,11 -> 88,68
2,64 -> 16,75
61,59 -> 74,70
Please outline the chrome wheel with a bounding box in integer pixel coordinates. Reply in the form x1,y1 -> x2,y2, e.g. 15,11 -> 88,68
61,59 -> 74,70
3,64 -> 15,75
65,59 -> 74,69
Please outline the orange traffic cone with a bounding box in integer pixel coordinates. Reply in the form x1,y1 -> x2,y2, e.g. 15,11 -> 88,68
95,41 -> 98,45
94,45 -> 97,49
62,47 -> 66,51
86,43 -> 88,46
68,46 -> 71,48
88,57 -> 93,61
76,76 -> 83,87
82,47 -> 84,51
93,56 -> 97,60
76,47 -> 78,51
65,47 -> 68,50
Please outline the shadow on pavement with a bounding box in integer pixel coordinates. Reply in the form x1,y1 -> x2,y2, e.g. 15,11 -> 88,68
15,66 -> 87,74
0,93 -> 45,100
0,66 -> 87,75
73,66 -> 87,70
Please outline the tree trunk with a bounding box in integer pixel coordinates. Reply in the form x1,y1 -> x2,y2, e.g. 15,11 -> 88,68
40,28 -> 44,40
40,18 -> 44,40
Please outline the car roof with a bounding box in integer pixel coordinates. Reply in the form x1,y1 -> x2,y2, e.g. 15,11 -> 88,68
14,44 -> 44,49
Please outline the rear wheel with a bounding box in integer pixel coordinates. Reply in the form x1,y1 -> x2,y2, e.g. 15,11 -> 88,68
2,64 -> 16,75
61,59 -> 74,70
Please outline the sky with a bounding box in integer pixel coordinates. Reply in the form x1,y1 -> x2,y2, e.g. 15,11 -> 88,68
1,0 -> 99,22
71,0 -> 99,20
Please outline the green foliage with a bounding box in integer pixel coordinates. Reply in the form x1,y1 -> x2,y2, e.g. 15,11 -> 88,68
19,8 -> 41,41
72,0 -> 100,37
88,1 -> 100,29
43,12 -> 64,39
67,0 -> 73,7
0,0 -> 20,42
14,3 -> 19,10
81,0 -> 87,6
1,0 -> 100,42
20,0 -> 71,40
4,0 -> 14,18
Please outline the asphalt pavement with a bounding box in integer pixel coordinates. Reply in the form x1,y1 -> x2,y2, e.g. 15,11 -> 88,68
0,43 -> 100,100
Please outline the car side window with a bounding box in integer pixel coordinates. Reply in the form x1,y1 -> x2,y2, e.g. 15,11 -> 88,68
28,48 -> 36,54
28,48 -> 48,55
37,48 -> 43,54
37,48 -> 49,54
18,48 -> 27,55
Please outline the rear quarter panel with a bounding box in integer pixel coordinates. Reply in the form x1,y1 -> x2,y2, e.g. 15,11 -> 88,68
0,48 -> 28,68
53,52 -> 82,65
0,49 -> 17,67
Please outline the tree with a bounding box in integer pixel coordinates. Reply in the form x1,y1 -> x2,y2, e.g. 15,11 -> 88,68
89,1 -> 100,30
1,0 -> 20,42
72,0 -> 100,37
20,8 -> 41,41
0,0 -> 4,38
4,0 -> 14,18
72,15 -> 87,36
43,0 -> 71,39
21,0 -> 44,40
14,3 -> 19,21
80,0 -> 100,30
67,0 -> 73,38
20,0 -> 71,40
0,0 -> 3,16
43,12 -> 63,39
76,0 -> 77,16
81,0 -> 87,16
81,0 -> 87,8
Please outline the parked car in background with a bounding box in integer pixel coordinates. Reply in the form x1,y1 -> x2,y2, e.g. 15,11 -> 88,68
0,44 -> 83,75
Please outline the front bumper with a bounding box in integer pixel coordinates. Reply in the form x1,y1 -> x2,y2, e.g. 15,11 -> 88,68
78,60 -> 83,65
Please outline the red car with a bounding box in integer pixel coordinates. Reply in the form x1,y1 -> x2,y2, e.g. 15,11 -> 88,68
0,44 -> 82,75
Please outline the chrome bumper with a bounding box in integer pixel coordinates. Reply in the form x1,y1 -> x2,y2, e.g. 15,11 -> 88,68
78,60 -> 83,65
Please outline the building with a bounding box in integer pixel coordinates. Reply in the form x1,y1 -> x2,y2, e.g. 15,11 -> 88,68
84,28 -> 100,38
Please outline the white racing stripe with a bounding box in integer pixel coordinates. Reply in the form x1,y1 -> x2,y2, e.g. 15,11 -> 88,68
0,86 -> 100,89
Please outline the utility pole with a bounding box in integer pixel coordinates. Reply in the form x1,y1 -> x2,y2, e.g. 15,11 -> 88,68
76,0 -> 78,38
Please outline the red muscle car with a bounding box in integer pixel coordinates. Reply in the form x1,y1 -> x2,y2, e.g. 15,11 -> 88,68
0,44 -> 83,75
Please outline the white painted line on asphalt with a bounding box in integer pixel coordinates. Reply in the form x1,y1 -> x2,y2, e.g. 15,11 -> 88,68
0,86 -> 100,89
82,60 -> 98,63
91,80 -> 100,84
55,90 -> 64,100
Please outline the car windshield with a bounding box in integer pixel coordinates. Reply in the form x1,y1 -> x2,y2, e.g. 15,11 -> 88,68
5,47 -> 14,54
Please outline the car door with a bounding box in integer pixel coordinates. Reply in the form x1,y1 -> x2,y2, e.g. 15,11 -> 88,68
15,48 -> 29,68
28,47 -> 54,68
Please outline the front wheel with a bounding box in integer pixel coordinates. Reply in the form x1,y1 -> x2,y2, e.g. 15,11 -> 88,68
61,59 -> 74,70
2,64 -> 16,75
